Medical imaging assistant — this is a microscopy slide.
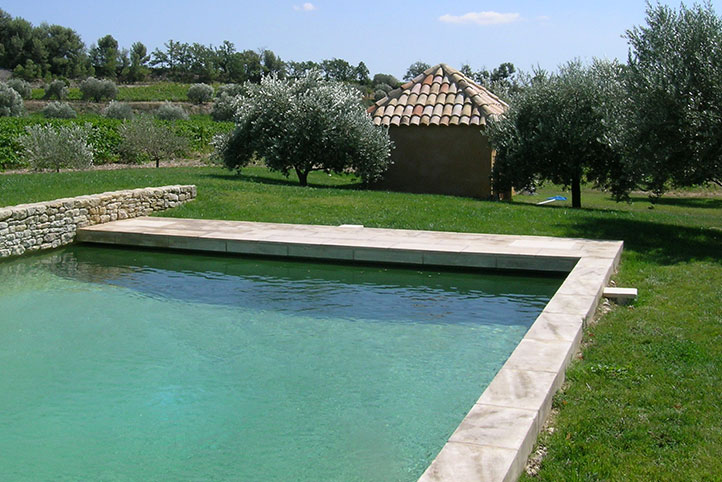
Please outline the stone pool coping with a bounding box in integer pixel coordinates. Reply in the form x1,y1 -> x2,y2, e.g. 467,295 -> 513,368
77,217 -> 623,482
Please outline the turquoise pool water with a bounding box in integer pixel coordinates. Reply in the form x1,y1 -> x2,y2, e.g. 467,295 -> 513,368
0,246 -> 561,480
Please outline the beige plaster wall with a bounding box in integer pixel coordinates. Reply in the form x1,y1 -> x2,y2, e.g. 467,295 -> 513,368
376,125 -> 493,198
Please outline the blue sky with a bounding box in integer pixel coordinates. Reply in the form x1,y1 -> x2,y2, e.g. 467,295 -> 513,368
4,1 -> 721,78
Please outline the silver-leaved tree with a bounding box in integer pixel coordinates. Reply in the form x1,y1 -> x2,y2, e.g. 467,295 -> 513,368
623,1 -> 722,196
488,61 -> 623,208
217,71 -> 392,186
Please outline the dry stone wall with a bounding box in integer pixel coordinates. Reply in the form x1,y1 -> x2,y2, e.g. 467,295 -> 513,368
0,185 -> 196,259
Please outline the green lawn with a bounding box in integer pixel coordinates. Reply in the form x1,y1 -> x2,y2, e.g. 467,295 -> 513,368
1,167 -> 721,480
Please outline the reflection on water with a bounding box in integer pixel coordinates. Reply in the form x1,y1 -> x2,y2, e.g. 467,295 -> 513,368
37,245 -> 561,326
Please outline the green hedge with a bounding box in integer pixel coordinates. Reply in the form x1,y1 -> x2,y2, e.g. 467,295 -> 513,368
0,115 -> 233,170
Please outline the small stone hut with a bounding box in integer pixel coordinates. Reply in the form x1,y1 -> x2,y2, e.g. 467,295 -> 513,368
368,64 -> 508,198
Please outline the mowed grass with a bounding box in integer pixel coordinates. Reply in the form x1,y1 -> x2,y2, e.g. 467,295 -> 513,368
1,166 -> 721,480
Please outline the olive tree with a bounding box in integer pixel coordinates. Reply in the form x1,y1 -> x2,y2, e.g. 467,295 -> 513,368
211,84 -> 246,121
118,117 -> 188,168
19,124 -> 94,172
489,61 -> 622,208
79,77 -> 118,102
44,80 -> 68,100
217,71 -> 392,186
623,1 -> 722,194
0,82 -> 24,116
6,78 -> 32,99
187,83 -> 214,104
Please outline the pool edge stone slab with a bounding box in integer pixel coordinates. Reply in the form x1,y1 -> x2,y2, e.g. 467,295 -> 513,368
76,217 -> 623,482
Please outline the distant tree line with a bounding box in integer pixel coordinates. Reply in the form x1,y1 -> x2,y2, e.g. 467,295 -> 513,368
0,9 -> 89,79
0,8 -> 397,90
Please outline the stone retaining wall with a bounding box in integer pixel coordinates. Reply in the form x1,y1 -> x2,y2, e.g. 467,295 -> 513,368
0,185 -> 196,258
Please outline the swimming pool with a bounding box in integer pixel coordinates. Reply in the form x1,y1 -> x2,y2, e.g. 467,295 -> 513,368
0,246 -> 562,480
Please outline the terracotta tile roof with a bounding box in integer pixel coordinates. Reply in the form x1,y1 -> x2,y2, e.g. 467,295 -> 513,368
368,63 -> 508,127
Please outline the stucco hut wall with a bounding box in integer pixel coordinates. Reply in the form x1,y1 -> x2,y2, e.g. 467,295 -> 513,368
376,125 -> 493,199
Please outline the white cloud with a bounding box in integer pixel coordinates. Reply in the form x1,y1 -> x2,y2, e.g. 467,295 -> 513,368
293,3 -> 316,11
439,11 -> 521,26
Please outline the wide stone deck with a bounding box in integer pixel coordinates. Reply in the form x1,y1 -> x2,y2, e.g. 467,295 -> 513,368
77,217 -> 624,482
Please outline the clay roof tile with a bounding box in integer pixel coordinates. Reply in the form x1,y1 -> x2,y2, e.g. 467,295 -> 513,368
369,63 -> 508,127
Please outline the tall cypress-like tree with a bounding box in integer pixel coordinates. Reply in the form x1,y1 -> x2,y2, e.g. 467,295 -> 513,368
128,42 -> 149,82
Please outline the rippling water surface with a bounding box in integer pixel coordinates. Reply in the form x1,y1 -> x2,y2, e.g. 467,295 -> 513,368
0,246 -> 561,480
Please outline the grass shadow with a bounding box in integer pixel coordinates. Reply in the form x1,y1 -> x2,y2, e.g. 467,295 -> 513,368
560,217 -> 722,265
200,171 -> 365,190
513,200 -> 631,216
627,196 -> 722,210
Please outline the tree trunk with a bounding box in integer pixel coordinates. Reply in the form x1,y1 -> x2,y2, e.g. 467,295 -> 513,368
295,167 -> 309,187
571,173 -> 581,208
155,158 -> 160,169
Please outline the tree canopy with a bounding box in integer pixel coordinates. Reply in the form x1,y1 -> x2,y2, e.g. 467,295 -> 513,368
623,1 -> 722,193
0,9 -> 90,80
217,72 -> 392,186
404,61 -> 431,81
489,61 -> 621,208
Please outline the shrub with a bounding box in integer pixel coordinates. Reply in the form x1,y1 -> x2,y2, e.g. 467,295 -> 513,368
102,101 -> 134,120
44,80 -> 68,100
18,124 -> 94,172
118,116 -> 188,167
211,84 -> 246,121
187,83 -> 214,104
372,73 -> 400,88
218,71 -> 392,186
41,101 -> 77,119
79,77 -> 118,102
0,83 -> 24,117
171,117 -> 234,151
6,79 -> 32,99
373,89 -> 387,101
215,83 -> 246,98
374,82 -> 393,94
211,94 -> 237,121
155,102 -> 189,121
